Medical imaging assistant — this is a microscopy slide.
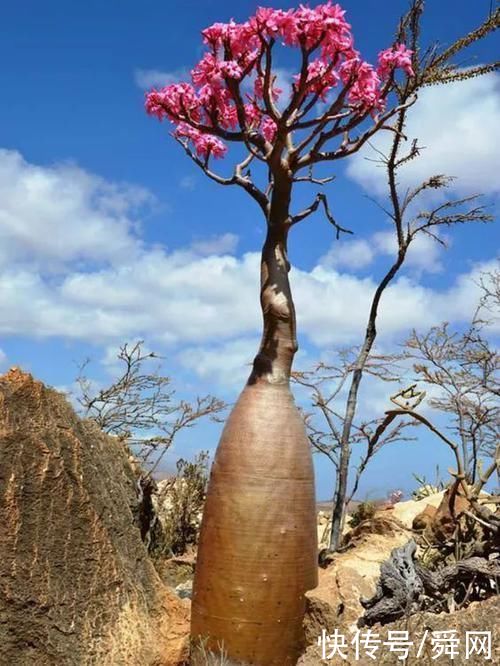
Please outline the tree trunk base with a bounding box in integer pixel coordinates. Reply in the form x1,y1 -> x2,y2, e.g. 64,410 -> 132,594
191,382 -> 318,665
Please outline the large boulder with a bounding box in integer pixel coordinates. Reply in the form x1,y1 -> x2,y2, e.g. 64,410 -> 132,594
0,369 -> 189,665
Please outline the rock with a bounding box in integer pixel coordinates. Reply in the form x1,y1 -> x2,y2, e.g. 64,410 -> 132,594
316,510 -> 353,548
299,595 -> 500,665
303,595 -> 340,645
343,513 -> 407,544
391,492 -> 445,529
157,554 -> 196,588
175,580 -> 193,600
412,503 -> 438,530
426,482 -> 470,542
307,522 -> 411,631
0,369 -> 190,666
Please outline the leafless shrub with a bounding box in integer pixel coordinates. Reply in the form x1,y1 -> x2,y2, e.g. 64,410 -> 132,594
76,341 -> 226,475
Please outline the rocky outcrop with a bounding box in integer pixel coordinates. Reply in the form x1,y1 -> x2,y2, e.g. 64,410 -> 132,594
306,515 -> 412,633
391,492 -> 445,528
0,369 -> 189,666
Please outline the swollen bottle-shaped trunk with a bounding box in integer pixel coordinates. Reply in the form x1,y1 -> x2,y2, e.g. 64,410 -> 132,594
191,223 -> 318,664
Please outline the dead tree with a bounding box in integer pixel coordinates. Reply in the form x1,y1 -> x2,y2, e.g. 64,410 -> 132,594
406,307 -> 499,484
360,539 -> 500,626
313,5 -> 498,551
76,341 -> 225,475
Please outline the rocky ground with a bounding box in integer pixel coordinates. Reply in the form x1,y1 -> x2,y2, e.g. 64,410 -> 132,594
0,368 -> 497,665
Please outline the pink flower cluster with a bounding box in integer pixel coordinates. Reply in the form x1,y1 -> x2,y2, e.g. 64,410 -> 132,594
175,123 -> 227,159
145,3 -> 414,158
295,58 -> 340,100
378,44 -> 414,79
253,4 -> 352,57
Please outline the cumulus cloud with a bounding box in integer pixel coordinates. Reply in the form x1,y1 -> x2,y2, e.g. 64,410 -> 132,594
347,74 -> 500,196
0,148 -> 496,393
191,233 -> 239,256
319,228 -> 444,274
178,338 -> 256,390
320,238 -> 374,270
1,247 -> 493,348
373,230 -> 445,273
0,149 -> 152,270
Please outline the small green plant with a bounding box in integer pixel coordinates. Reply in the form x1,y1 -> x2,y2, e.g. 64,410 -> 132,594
412,467 -> 446,500
348,500 -> 376,528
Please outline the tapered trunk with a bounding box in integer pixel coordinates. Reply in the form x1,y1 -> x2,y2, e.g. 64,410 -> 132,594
191,203 -> 318,664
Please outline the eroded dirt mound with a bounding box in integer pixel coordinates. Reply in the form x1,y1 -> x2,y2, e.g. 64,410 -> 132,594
0,368 -> 189,666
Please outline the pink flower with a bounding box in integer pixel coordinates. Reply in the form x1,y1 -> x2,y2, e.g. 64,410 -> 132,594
244,102 -> 262,127
339,57 -> 383,110
175,123 -> 227,158
261,116 -> 277,142
388,489 -> 404,505
145,83 -> 201,122
192,53 -> 223,87
147,4 -> 411,161
219,60 -> 243,80
295,58 -> 340,99
377,44 -> 414,79
254,75 -> 282,102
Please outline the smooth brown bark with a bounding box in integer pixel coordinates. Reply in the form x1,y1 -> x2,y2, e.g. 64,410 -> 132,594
191,383 -> 317,664
191,197 -> 318,664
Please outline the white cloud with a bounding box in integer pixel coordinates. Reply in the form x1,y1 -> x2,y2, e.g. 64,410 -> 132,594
373,230 -> 444,273
0,149 -> 152,270
347,74 -> 500,196
0,347 -> 6,370
178,338 -> 256,390
191,233 -> 239,256
2,239 -> 494,350
319,228 -> 444,274
134,68 -> 187,90
0,148 -> 496,392
320,238 -> 374,270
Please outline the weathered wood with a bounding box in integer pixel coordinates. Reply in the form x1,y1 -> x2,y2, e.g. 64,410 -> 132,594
360,538 -> 500,627
360,540 -> 423,626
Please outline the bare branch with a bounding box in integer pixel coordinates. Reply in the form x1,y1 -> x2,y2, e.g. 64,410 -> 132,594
76,341 -> 226,477
289,192 -> 353,238
175,136 -> 269,214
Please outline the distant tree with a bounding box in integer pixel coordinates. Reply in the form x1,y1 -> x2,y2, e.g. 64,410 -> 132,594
405,274 -> 499,486
76,341 -> 225,475
294,3 -> 499,549
155,451 -> 210,557
293,350 -> 416,508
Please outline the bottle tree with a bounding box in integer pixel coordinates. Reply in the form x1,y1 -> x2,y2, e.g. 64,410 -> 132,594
146,3 -> 414,663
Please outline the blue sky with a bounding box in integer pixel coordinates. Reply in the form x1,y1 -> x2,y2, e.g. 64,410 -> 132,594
0,1 -> 498,500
